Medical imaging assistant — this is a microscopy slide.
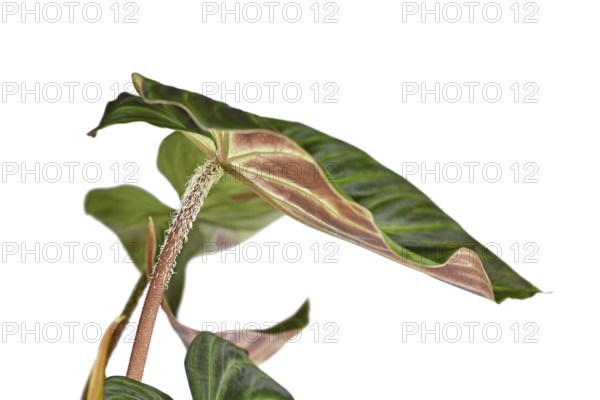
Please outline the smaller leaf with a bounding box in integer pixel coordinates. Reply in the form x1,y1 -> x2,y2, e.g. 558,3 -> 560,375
162,299 -> 310,364
84,185 -> 172,273
103,376 -> 173,400
218,300 -> 310,365
162,299 -> 309,365
186,332 -> 294,400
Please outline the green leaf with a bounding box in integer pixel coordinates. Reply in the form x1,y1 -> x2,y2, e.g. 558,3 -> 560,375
85,133 -> 281,314
260,298 -> 310,335
84,185 -> 172,272
185,332 -> 294,400
103,376 -> 173,400
162,298 -> 309,365
87,73 -> 540,303
218,299 -> 310,365
264,118 -> 540,303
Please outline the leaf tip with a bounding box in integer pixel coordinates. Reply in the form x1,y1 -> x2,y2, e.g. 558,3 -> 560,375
131,72 -> 144,95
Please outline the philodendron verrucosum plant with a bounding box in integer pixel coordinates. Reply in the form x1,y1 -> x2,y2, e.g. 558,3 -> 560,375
83,73 -> 539,399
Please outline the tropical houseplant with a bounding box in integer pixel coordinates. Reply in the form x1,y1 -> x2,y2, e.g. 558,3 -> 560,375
82,74 -> 539,399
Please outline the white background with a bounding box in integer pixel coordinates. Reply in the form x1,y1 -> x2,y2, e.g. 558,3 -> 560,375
0,1 -> 598,398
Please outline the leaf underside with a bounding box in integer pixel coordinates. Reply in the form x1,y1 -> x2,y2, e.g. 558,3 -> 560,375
87,73 -> 539,303
163,298 -> 310,365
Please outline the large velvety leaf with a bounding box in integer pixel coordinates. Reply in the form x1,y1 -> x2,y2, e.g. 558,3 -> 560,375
185,332 -> 294,400
85,133 -> 280,314
103,376 -> 173,400
264,119 -> 540,303
163,298 -> 309,365
87,73 -> 539,303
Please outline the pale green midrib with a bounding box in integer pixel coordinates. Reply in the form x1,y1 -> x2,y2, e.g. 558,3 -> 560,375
379,222 -> 464,234
214,358 -> 252,400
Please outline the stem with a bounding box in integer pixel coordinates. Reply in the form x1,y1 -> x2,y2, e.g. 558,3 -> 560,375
126,159 -> 223,381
